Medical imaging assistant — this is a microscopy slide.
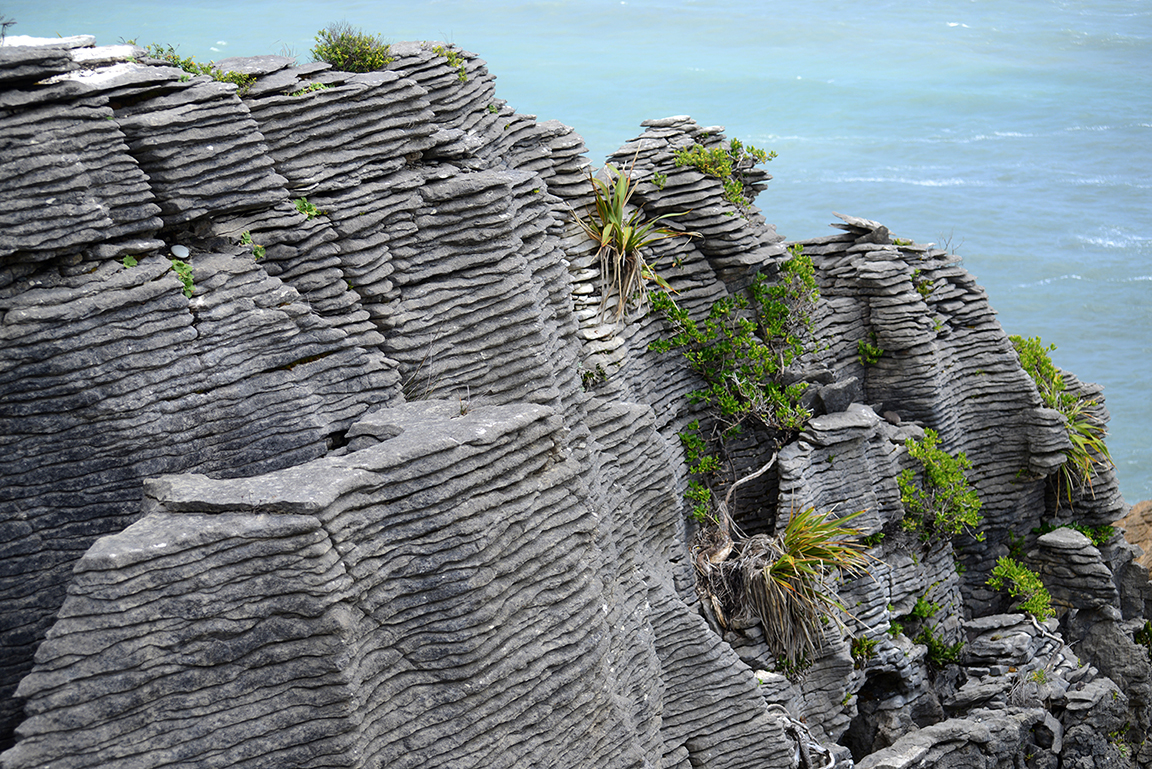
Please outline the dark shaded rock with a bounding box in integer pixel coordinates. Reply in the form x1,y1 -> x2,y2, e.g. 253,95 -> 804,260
1066,607 -> 1152,748
1033,528 -> 1120,611
820,372 -> 866,412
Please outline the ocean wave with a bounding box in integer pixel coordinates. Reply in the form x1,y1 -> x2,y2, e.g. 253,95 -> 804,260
1015,274 -> 1085,288
833,176 -> 981,187
1075,232 -> 1152,249
1067,177 -> 1152,189
915,132 -> 1034,145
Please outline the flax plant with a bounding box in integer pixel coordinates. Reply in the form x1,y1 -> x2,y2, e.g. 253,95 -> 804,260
743,507 -> 870,664
1010,335 -> 1112,505
575,163 -> 696,322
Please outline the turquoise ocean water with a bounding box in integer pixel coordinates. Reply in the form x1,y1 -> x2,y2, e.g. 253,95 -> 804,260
6,0 -> 1151,502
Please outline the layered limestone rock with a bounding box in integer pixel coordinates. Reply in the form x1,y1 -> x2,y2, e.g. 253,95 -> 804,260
2,35 -> 1149,769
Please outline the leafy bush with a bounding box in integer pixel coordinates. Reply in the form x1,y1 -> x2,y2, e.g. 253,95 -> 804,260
651,244 -> 818,522
574,163 -> 697,322
429,43 -> 467,81
651,240 -> 855,672
898,429 -> 984,542
911,268 -> 934,299
857,335 -> 883,366
1010,335 -> 1112,503
1012,335 -> 1068,408
911,594 -> 941,619
851,635 -> 879,669
169,260 -> 194,298
986,556 -> 1055,620
144,43 -> 255,94
294,197 -> 327,219
311,21 -> 394,72
915,626 -> 964,667
673,137 -> 775,211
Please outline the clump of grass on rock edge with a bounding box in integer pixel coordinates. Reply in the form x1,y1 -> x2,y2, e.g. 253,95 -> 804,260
311,21 -> 394,73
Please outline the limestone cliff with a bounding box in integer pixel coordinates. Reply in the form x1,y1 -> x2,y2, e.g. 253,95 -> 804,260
1,35 -> 1150,768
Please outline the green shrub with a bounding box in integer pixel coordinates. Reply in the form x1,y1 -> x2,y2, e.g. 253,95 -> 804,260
673,137 -> 775,211
911,268 -> 934,299
293,197 -> 327,219
169,259 -> 194,297
898,429 -> 984,542
1032,521 -> 1114,548
429,43 -> 467,81
311,21 -> 394,72
651,239 -> 861,672
915,626 -> 964,667
911,594 -> 941,619
851,635 -> 879,669
986,556 -> 1055,620
651,245 -> 818,522
144,43 -> 255,94
857,335 -> 884,366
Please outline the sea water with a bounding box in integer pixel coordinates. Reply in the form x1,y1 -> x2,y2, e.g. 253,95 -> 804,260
6,0 -> 1150,502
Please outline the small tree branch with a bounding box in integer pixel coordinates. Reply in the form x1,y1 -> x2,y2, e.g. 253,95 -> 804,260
722,451 -> 778,519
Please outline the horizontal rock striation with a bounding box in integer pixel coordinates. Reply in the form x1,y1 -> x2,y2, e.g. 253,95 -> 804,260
2,33 -> 1148,769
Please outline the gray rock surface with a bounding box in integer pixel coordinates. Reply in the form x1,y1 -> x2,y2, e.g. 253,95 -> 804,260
1,34 -> 1149,769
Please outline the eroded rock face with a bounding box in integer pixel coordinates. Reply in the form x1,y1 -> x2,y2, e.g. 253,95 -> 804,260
1119,500 -> 1152,569
2,35 -> 1149,769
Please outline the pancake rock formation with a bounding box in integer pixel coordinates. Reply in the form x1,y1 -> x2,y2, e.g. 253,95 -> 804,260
2,34 -> 1151,769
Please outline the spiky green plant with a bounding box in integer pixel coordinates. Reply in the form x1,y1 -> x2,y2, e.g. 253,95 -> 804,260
574,163 -> 697,321
743,507 -> 869,665
1057,396 -> 1112,501
1010,335 -> 1112,504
